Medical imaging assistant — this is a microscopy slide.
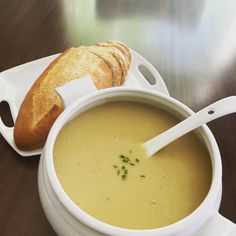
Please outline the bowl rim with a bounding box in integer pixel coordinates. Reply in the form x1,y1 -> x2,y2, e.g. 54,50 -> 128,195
43,87 -> 222,236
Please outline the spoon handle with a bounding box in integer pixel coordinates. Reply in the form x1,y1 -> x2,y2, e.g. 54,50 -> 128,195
143,96 -> 236,156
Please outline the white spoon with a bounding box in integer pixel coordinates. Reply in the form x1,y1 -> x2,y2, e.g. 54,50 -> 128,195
143,96 -> 236,157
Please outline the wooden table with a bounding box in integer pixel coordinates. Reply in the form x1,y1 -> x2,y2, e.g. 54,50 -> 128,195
0,0 -> 235,235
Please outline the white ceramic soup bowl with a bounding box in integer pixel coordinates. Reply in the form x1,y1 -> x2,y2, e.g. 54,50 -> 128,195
38,87 -> 236,236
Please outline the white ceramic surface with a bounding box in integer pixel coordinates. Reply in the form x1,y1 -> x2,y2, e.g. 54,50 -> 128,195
39,87 -> 236,236
0,49 -> 168,156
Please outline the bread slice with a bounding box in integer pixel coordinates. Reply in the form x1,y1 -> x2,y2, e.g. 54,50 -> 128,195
97,41 -> 130,77
107,40 -> 131,62
87,46 -> 123,86
14,41 -> 131,150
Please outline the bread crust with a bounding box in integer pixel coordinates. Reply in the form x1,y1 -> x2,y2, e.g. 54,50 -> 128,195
14,49 -> 70,150
14,41 -> 131,150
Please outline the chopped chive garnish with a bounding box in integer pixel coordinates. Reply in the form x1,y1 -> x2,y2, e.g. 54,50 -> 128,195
117,152 -> 142,181
122,174 -> 126,180
122,157 -> 130,163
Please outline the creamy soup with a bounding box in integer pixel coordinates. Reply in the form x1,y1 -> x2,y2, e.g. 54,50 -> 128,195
54,101 -> 212,229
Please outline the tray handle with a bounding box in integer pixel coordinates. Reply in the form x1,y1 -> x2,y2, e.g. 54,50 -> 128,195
0,80 -> 42,156
129,50 -> 169,95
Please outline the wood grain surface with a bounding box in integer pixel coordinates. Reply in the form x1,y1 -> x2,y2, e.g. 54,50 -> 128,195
0,0 -> 235,235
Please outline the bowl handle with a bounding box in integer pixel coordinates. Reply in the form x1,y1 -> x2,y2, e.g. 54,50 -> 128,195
55,76 -> 98,109
193,212 -> 236,236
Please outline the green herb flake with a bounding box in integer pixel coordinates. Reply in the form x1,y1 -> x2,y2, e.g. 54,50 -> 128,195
124,169 -> 128,175
117,170 -> 120,175
129,163 -> 135,166
113,165 -> 118,168
121,174 -> 127,180
122,166 -> 125,169
119,154 -> 125,159
140,175 -> 146,178
122,157 -> 130,163
135,158 -> 140,163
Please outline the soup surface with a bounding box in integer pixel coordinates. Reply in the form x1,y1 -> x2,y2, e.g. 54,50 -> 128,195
54,101 -> 212,229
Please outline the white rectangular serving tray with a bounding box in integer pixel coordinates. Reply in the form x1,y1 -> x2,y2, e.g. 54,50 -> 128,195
0,49 -> 169,157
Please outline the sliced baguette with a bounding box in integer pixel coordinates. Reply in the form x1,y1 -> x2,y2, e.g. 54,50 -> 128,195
14,41 -> 131,150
